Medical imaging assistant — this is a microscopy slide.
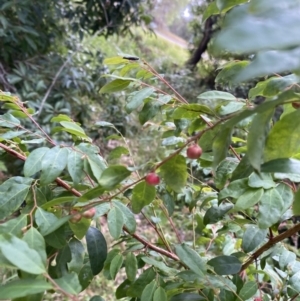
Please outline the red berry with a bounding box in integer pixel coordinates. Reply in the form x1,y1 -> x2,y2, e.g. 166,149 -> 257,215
70,210 -> 82,223
82,207 -> 96,219
187,144 -> 202,159
145,172 -> 160,186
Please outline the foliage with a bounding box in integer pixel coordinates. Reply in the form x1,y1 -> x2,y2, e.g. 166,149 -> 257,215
2,0 -> 300,301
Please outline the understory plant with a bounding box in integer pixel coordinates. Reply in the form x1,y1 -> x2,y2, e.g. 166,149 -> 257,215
2,1 -> 300,301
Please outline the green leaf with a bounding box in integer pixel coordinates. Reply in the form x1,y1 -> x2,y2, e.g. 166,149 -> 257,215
69,216 -> 90,239
98,165 -> 131,189
104,56 -> 128,65
0,113 -> 21,128
160,155 -> 188,193
203,203 -> 233,225
175,244 -> 206,277
0,279 -> 52,299
0,214 -> 27,237
41,196 -> 77,209
86,227 -> 107,275
213,126 -> 232,169
113,200 -> 136,233
258,188 -> 285,229
264,110 -> 300,161
231,154 -> 254,181
216,0 -> 249,12
54,272 -> 82,294
0,177 -> 33,220
67,238 -> 85,273
60,121 -> 89,139
242,225 -> 267,252
279,249 -> 296,270
125,252 -> 138,282
171,103 -> 213,119
107,207 -> 124,239
142,257 -> 177,275
126,87 -> 154,113
293,188 -> 300,215
89,296 -> 105,301
216,61 -> 250,85
99,79 -> 131,93
203,2 -> 219,21
0,130 -> 26,140
234,188 -> 264,210
219,178 -> 248,200
0,233 -> 46,274
127,268 -> 156,298
40,146 -> 69,185
35,207 -> 70,236
131,181 -> 156,213
108,146 -> 129,160
248,172 -> 276,189
23,228 -> 47,266
153,287 -> 167,301
261,158 -> 300,174
139,101 -> 160,125
214,2 -> 300,53
170,293 -> 206,301
51,114 -> 72,122
110,254 -> 123,280
290,271 -> 300,293
198,91 -> 236,102
141,280 -> 157,301
207,255 -> 241,275
77,185 -> 106,203
247,109 -> 273,171
67,148 -> 84,185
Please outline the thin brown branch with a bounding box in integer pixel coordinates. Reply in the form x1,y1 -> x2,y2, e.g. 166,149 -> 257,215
241,223 -> 300,271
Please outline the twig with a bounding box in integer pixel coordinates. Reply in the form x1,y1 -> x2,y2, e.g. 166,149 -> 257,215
241,222 -> 300,271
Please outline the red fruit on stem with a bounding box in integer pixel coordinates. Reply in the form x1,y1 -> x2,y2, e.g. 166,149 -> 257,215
187,144 -> 202,159
145,172 -> 160,186
82,207 -> 96,219
70,210 -> 82,223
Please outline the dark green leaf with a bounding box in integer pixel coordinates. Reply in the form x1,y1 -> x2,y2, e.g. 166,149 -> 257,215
139,101 -> 160,125
0,279 -> 52,299
131,181 -> 156,213
0,233 -> 46,274
172,104 -> 213,119
175,244 -> 206,277
0,177 -> 32,220
107,207 -> 124,239
234,188 -> 263,210
86,227 -> 107,275
247,109 -> 273,171
170,293 -> 206,301
113,200 -> 136,233
242,225 -> 267,252
153,287 -> 167,301
125,252 -> 138,282
160,155 -> 187,193
262,158 -> 300,174
258,188 -> 285,229
108,146 -> 129,160
54,272 -> 81,294
219,178 -> 248,200
141,280 -> 156,301
100,79 -> 131,93
213,126 -> 232,169
207,255 -> 241,275
67,148 -> 84,185
98,165 -> 131,189
204,203 -> 233,225
110,254 -> 123,280
215,159 -> 238,190
40,146 -> 69,185
78,185 -> 106,203
22,228 -> 47,266
248,172 -> 276,189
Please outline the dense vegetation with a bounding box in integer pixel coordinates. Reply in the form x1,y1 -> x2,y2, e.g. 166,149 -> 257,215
2,0 -> 300,301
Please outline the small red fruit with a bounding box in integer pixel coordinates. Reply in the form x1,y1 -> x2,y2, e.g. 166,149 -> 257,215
69,210 -> 82,223
292,102 -> 300,109
145,172 -> 160,186
187,144 -> 202,159
82,207 -> 96,219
